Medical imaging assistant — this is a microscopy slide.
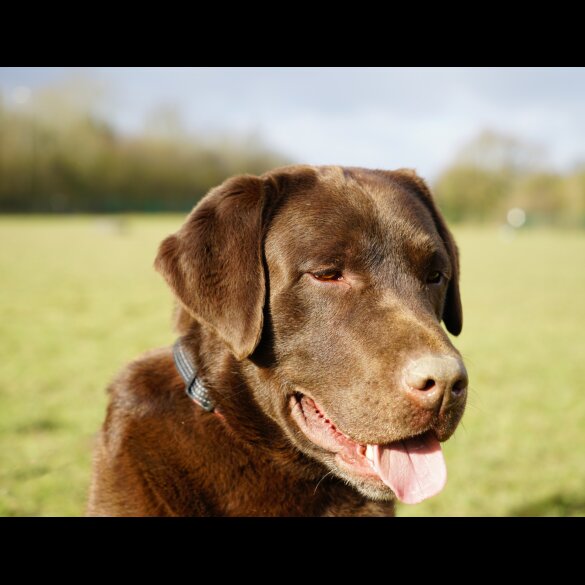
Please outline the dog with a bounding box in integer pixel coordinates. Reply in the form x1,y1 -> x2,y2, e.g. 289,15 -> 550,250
87,165 -> 468,516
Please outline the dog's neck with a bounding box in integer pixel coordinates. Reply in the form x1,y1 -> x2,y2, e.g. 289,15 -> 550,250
180,321 -> 292,453
166,320 -> 395,516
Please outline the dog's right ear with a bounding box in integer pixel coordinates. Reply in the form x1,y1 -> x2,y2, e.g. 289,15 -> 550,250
155,175 -> 268,361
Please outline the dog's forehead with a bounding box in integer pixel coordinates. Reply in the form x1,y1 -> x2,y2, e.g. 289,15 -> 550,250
267,166 -> 443,265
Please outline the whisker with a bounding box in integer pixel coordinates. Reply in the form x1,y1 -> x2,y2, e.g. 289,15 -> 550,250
314,470 -> 334,496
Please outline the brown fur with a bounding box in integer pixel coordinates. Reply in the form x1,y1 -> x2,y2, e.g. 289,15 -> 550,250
87,164 -> 466,516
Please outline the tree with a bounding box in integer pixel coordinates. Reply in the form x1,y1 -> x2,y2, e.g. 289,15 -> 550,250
432,130 -> 580,225
0,79 -> 290,212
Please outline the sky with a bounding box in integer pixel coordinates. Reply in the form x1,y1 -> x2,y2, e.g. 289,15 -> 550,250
1,67 -> 584,180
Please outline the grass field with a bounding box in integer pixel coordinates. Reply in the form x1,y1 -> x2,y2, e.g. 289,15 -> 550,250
1,216 -> 584,516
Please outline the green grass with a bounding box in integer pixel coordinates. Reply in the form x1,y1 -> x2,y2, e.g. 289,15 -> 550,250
1,216 -> 584,516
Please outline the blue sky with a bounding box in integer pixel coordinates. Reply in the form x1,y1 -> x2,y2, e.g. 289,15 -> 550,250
1,67 -> 584,180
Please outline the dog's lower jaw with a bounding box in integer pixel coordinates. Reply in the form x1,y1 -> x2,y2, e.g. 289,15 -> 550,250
333,463 -> 397,502
278,392 -> 394,501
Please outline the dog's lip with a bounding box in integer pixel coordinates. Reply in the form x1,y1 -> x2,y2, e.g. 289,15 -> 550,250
290,391 -> 431,448
289,392 -> 377,478
290,392 -> 361,445
289,391 -> 438,482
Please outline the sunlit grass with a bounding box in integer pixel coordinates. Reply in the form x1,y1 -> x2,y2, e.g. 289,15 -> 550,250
1,217 -> 584,516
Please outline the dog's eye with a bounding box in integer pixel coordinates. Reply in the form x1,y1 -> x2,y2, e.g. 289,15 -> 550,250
311,270 -> 343,282
427,271 -> 443,284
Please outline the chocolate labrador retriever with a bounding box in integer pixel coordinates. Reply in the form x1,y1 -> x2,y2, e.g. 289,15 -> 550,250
87,165 -> 468,516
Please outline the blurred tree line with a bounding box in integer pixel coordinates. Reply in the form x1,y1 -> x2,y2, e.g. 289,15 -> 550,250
434,130 -> 585,227
0,81 -> 288,212
1,81 -> 584,225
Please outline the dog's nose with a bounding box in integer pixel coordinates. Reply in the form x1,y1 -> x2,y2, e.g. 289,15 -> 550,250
403,355 -> 468,411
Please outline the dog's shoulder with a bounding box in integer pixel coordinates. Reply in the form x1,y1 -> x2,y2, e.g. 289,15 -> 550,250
96,346 -> 191,464
88,347 -> 203,516
106,346 -> 185,418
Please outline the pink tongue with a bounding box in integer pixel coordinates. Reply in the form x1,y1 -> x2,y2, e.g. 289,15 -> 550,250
372,434 -> 447,504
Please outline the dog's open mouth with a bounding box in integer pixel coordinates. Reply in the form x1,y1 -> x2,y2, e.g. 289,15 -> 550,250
290,393 -> 447,504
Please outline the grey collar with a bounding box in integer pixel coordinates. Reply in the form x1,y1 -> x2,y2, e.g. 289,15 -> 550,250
173,338 -> 215,412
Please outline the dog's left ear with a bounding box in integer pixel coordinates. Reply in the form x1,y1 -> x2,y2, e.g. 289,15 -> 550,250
155,174 -> 268,360
392,169 -> 463,336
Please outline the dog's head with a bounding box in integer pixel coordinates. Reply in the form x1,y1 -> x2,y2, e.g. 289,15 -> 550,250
155,165 -> 467,504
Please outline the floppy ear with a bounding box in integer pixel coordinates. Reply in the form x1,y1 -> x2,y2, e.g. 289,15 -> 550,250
392,169 -> 463,336
155,175 -> 267,360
